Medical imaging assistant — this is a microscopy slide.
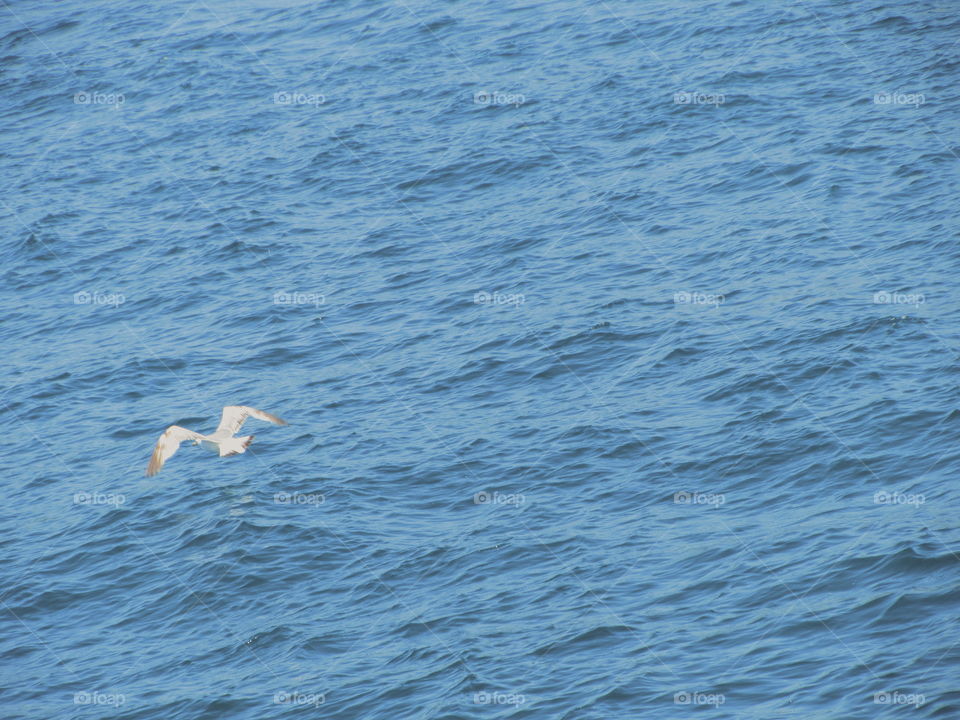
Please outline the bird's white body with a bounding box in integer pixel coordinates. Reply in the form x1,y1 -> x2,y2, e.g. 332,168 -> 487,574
146,405 -> 287,476
199,436 -> 251,456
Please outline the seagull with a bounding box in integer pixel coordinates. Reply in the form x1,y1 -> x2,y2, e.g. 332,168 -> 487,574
146,405 -> 288,476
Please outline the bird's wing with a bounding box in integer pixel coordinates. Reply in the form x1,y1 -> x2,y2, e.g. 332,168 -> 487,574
213,405 -> 288,438
145,425 -> 205,476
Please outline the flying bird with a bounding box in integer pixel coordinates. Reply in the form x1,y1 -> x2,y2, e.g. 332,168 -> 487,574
146,405 -> 288,476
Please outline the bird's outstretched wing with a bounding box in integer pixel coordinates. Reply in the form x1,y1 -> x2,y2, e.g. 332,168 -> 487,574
146,425 -> 205,476
213,405 -> 288,438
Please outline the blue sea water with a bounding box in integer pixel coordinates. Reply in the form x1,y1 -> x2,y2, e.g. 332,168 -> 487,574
2,0 -> 960,717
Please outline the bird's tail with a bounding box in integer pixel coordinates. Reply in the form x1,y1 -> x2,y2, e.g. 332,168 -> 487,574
219,435 -> 254,457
